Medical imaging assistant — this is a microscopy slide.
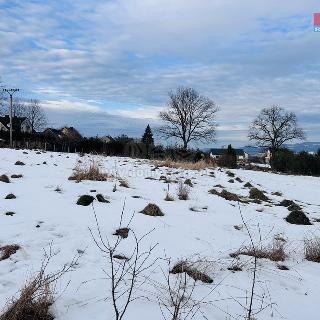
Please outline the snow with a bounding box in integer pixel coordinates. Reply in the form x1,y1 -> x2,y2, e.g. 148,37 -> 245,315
0,148 -> 320,319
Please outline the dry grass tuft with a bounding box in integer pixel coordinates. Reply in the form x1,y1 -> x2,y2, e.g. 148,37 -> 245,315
69,160 -> 113,182
0,175 -> 10,183
0,244 -> 20,261
177,181 -> 190,200
0,277 -> 54,320
152,159 -> 210,170
304,237 -> 320,263
140,203 -> 164,216
231,240 -> 287,262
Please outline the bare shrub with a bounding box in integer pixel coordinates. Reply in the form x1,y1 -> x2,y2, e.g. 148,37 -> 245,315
152,159 -> 210,170
156,258 -> 213,320
304,237 -> 320,263
0,245 -> 20,261
69,160 -> 113,182
89,202 -> 158,320
177,181 -> 190,200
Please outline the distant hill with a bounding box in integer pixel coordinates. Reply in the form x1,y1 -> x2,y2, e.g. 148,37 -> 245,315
284,142 -> 320,153
203,142 -> 320,154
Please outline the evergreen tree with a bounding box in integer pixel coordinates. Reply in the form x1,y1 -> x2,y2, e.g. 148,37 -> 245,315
142,124 -> 154,158
218,144 -> 237,168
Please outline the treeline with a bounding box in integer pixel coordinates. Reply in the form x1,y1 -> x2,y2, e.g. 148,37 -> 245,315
271,149 -> 320,176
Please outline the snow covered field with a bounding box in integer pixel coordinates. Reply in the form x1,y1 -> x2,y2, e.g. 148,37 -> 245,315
0,148 -> 320,319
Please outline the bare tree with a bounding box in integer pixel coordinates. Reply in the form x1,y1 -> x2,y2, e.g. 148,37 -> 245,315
248,105 -> 305,152
25,99 -> 47,132
159,87 -> 219,149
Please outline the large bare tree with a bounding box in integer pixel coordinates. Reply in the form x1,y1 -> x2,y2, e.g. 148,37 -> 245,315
159,87 -> 219,149
25,99 -> 47,132
248,105 -> 305,152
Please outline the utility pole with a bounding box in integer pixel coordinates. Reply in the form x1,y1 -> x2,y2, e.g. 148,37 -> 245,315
2,88 -> 19,148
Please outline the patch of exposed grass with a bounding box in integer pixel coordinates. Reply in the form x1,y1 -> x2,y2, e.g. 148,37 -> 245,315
0,175 -> 10,183
15,161 -> 25,166
152,159 -> 210,170
184,179 -> 193,187
226,171 -> 235,177
249,188 -> 269,201
285,210 -> 312,225
5,193 -> 16,200
140,203 -> 164,216
209,188 -> 242,202
119,179 -> 129,188
170,260 -> 213,284
96,194 -> 110,203
0,244 -> 20,261
113,228 -> 129,239
244,182 -> 253,188
11,174 -> 23,179
76,195 -> 95,206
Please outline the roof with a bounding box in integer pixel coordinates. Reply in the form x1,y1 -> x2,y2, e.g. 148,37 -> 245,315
210,148 -> 245,156
0,115 -> 28,131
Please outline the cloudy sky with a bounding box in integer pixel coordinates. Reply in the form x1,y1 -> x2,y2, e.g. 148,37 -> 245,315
0,0 -> 319,147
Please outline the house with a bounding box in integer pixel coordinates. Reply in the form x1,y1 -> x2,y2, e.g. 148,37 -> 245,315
209,148 -> 246,161
99,135 -> 114,144
243,146 -> 271,164
0,115 -> 33,134
43,127 -> 82,142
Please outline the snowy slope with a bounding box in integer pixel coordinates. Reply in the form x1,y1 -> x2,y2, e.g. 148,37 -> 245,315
0,148 -> 320,319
